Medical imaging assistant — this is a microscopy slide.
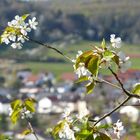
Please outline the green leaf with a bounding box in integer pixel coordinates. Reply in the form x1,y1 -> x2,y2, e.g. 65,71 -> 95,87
99,133 -> 111,140
75,76 -> 89,83
22,129 -> 32,135
95,133 -> 111,140
82,50 -> 94,58
86,82 -> 95,94
75,50 -> 93,69
103,50 -> 115,61
95,136 -> 102,140
87,55 -> 99,76
10,99 -> 23,124
101,38 -> 106,49
0,134 -> 12,140
24,98 -> 36,112
132,83 -> 140,95
22,14 -> 30,20
76,129 -> 93,140
97,124 -> 111,130
52,121 -> 65,136
11,99 -> 22,110
5,26 -> 16,33
85,134 -> 95,140
10,107 -> 22,124
112,54 -> 120,66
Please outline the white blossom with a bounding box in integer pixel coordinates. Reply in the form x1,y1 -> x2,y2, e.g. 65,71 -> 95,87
77,109 -> 89,120
1,15 -> 38,49
75,63 -> 91,78
11,42 -> 22,49
120,61 -> 131,73
29,17 -> 38,30
117,51 -> 130,62
93,116 -> 101,127
9,34 -> 16,42
72,50 -> 92,79
71,59 -> 76,63
58,122 -> 75,140
62,108 -> 71,118
21,110 -> 33,119
17,35 -> 25,43
15,15 -> 22,22
8,15 -> 22,28
76,50 -> 83,58
117,51 -> 131,72
110,34 -> 121,48
8,107 -> 13,116
67,116 -> 74,123
120,106 -> 139,122
1,33 -> 10,44
73,127 -> 80,132
20,23 -> 31,36
113,120 -> 124,139
71,50 -> 83,63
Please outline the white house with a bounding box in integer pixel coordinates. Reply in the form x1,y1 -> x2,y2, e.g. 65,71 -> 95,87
0,102 -> 10,114
37,97 -> 52,114
120,106 -> 139,122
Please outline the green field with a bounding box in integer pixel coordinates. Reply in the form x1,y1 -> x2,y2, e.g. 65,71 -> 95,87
19,41 -> 140,77
24,62 -> 73,76
41,41 -> 140,58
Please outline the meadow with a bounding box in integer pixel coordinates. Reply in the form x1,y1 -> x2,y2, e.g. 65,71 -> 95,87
21,41 -> 140,76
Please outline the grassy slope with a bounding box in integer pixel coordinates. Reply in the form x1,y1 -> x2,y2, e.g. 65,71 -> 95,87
47,0 -> 140,16
21,41 -> 140,76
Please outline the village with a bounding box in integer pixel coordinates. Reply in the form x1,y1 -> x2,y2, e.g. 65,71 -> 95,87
0,58 -> 140,140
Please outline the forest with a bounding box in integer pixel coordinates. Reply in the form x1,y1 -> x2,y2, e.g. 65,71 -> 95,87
0,0 -> 140,44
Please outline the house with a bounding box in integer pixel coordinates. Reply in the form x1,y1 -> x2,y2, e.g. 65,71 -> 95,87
60,72 -> 76,82
117,69 -> 140,82
22,72 -> 55,87
23,75 -> 41,86
0,102 -> 10,115
19,87 -> 42,99
120,106 -> 139,122
17,69 -> 32,80
37,97 -> 52,114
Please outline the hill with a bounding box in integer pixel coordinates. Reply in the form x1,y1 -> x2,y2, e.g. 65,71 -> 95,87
0,0 -> 140,44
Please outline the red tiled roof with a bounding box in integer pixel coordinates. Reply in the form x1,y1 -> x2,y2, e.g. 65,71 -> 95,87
104,69 -> 140,82
61,73 -> 76,81
117,69 -> 140,81
25,75 -> 40,82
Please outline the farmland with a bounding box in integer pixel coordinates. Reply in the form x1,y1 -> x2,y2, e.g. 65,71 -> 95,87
14,41 -> 140,76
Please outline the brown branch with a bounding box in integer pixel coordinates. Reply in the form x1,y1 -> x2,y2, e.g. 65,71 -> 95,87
93,96 -> 131,126
92,67 -> 140,126
96,78 -> 122,90
29,38 -> 72,62
24,112 -> 39,140
108,67 -> 140,99
21,37 -> 140,129
27,120 -> 39,140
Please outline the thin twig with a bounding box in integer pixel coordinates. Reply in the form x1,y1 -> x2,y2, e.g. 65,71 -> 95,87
93,96 -> 131,126
108,67 -> 140,99
24,112 -> 39,140
108,67 -> 130,96
27,120 -> 39,140
96,78 -> 122,90
29,38 -> 72,62
123,104 -> 140,107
